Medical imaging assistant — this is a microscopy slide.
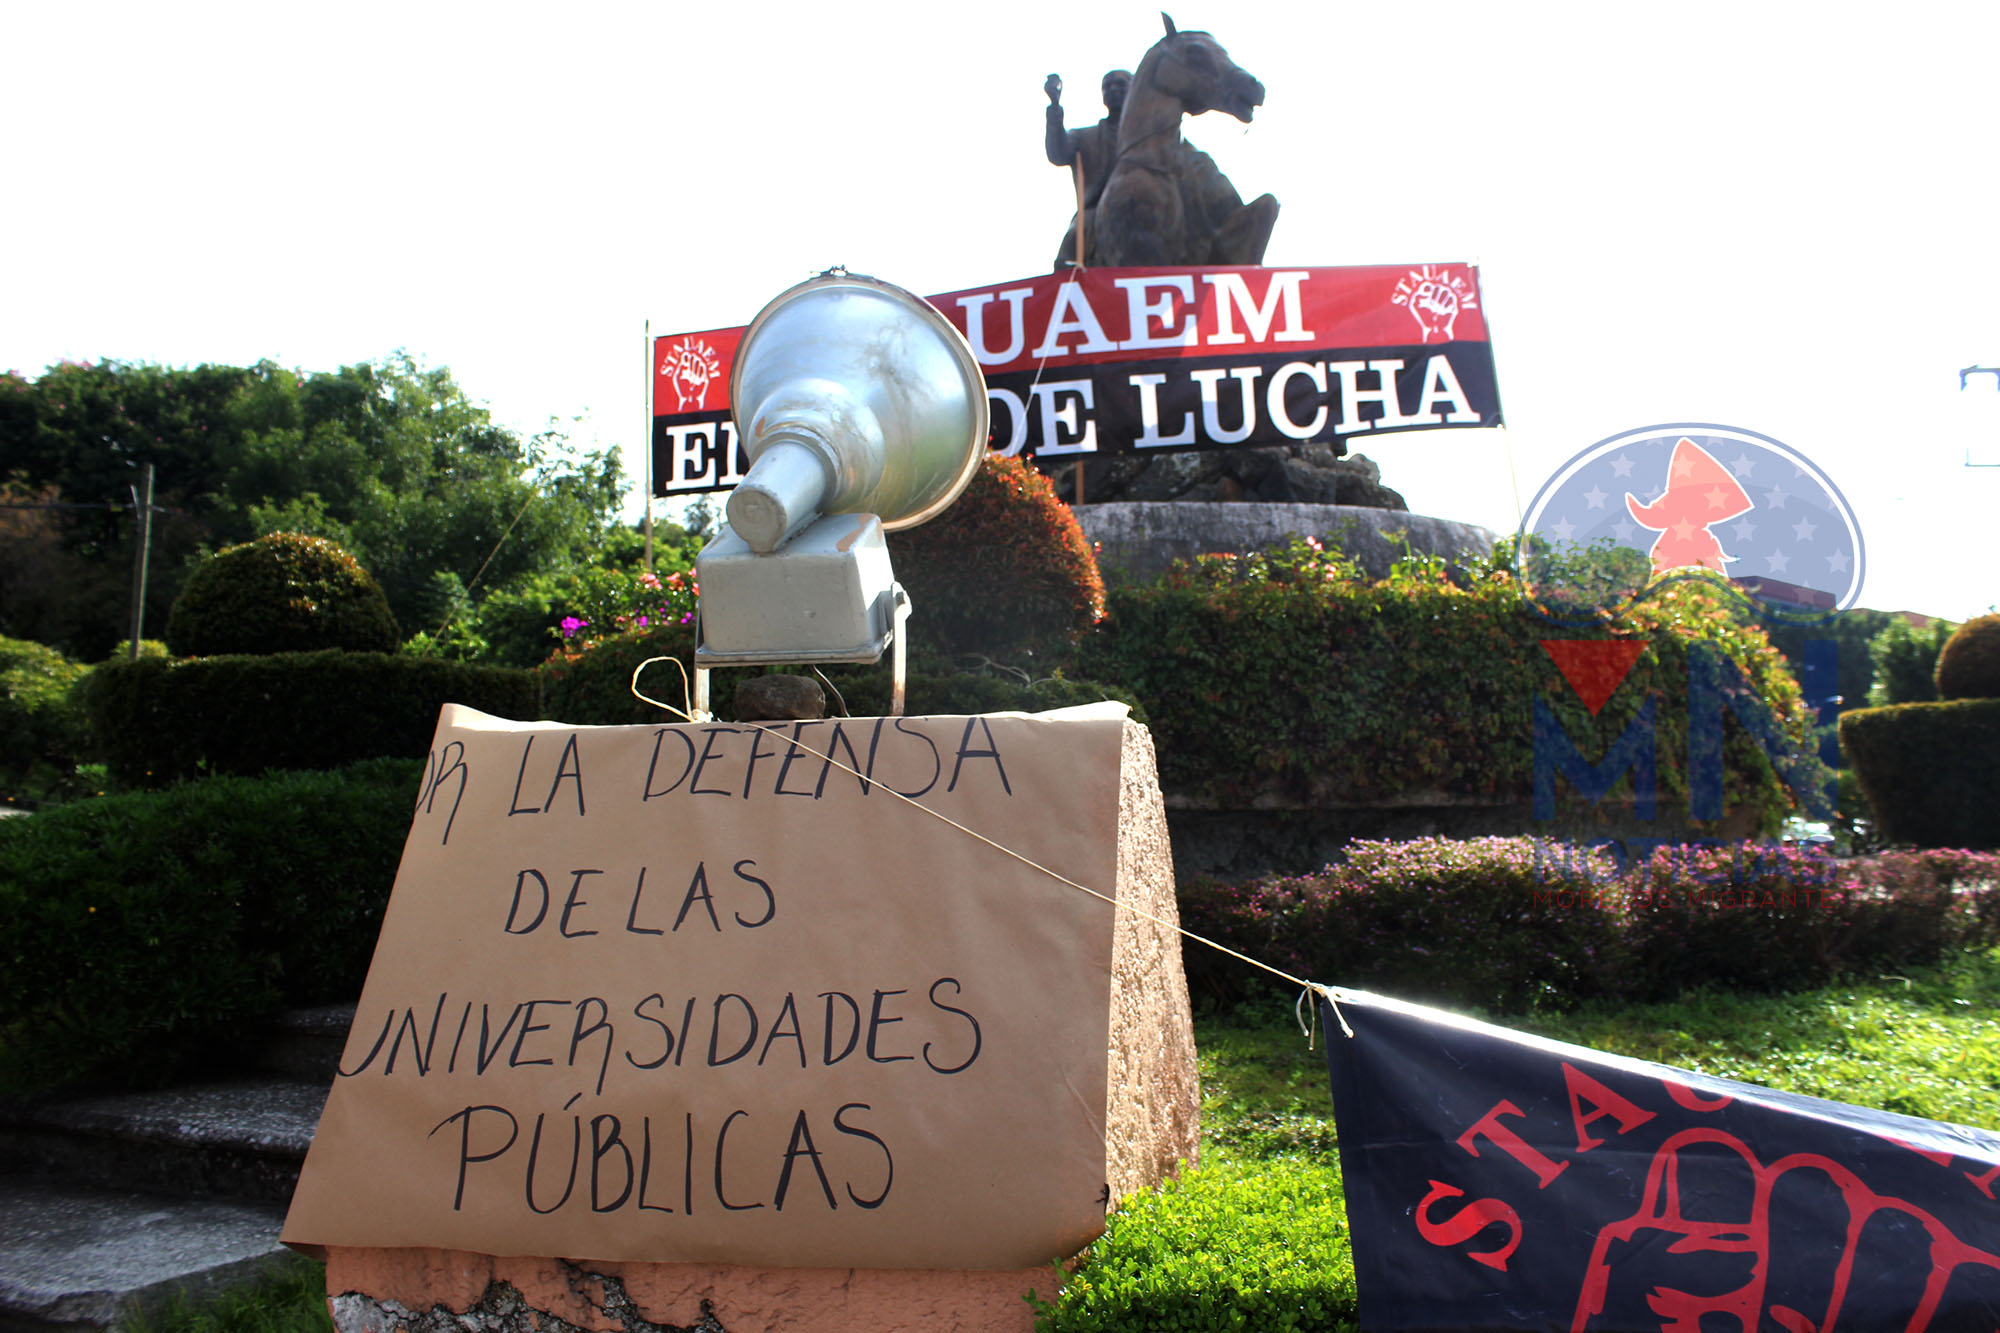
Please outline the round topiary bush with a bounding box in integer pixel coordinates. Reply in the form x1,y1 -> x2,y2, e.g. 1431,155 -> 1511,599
165,533 -> 400,657
1936,613 -> 2000,700
887,454 -> 1105,665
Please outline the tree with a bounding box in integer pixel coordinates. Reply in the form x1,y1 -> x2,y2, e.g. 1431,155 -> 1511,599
1,356 -> 624,656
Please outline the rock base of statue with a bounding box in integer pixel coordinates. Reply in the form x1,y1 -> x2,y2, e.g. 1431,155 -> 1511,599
1071,499 -> 1498,584
1053,447 -> 1406,510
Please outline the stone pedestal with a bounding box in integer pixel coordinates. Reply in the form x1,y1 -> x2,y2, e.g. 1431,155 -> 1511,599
1072,500 -> 1498,583
324,1249 -> 1053,1333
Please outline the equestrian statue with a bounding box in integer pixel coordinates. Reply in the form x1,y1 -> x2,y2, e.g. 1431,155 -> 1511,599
1044,14 -> 1279,269
1044,68 -> 1131,270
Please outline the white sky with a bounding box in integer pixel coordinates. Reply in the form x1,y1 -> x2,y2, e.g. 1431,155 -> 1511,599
6,1 -> 1997,621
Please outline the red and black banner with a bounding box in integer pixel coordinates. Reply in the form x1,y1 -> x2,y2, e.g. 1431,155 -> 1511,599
1320,988 -> 2000,1332
651,264 -> 1502,496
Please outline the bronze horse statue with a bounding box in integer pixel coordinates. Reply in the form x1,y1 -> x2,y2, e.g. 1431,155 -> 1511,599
1090,14 -> 1279,268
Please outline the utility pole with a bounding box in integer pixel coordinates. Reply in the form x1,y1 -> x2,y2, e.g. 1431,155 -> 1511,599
126,463 -> 155,659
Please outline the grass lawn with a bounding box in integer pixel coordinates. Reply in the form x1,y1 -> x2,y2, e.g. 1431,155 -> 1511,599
136,950 -> 2000,1333
1037,946 -> 2000,1331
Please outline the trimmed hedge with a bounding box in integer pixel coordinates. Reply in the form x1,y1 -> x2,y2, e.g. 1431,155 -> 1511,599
1840,699 -> 2000,849
166,532 -> 399,657
1182,838 -> 2000,1013
0,757 -> 421,1093
83,650 -> 540,787
1937,613 -> 2000,700
538,622 -> 1141,726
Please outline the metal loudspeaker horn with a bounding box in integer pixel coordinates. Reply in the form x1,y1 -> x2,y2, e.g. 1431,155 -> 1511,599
693,269 -> 989,717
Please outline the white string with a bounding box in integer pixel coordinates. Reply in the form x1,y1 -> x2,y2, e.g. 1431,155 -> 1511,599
630,656 -> 699,723
1315,984 -> 1355,1039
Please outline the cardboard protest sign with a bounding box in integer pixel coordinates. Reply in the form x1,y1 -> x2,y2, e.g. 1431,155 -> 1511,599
284,704 -> 1197,1271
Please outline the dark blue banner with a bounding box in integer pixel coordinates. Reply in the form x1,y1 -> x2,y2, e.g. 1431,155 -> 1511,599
1319,987 -> 2000,1332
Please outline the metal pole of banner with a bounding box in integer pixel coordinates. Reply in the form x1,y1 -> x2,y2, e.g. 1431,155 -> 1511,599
643,320 -> 656,569
126,462 -> 154,661
1467,258 -> 1524,527
1071,160 -> 1089,506
1073,161 -> 1088,274
1961,365 -> 2000,468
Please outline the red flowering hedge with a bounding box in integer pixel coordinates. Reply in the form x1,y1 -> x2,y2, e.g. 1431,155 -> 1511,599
1619,842 -> 1992,996
1180,836 -> 1623,1013
1073,540 -> 1818,833
888,453 -> 1105,665
1180,837 -> 2000,1014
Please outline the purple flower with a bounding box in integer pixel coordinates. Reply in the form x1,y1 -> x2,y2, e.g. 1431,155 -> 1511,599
560,616 -> 587,639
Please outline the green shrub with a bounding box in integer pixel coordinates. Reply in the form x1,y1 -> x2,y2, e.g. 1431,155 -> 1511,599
537,622 -> 1140,726
1936,612 -> 2000,700
0,636 -> 93,805
1840,698 -> 2000,848
0,758 -> 420,1093
166,533 -> 399,657
1029,1161 -> 1356,1333
889,453 -> 1105,666
1075,541 -> 1815,831
82,650 -> 540,787
1868,616 -> 1955,705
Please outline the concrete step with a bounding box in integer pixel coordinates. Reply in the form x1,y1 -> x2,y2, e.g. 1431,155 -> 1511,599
252,1005 -> 356,1084
0,1078 -> 328,1207
0,1176 -> 298,1332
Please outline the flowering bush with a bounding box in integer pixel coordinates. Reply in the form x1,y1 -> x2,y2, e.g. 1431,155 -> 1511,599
1622,841 -> 2000,997
1180,836 -> 1623,1014
1181,837 -> 2000,1014
552,565 -> 697,654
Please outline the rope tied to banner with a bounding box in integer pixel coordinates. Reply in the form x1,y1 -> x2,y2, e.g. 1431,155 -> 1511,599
628,656 -> 1344,1030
